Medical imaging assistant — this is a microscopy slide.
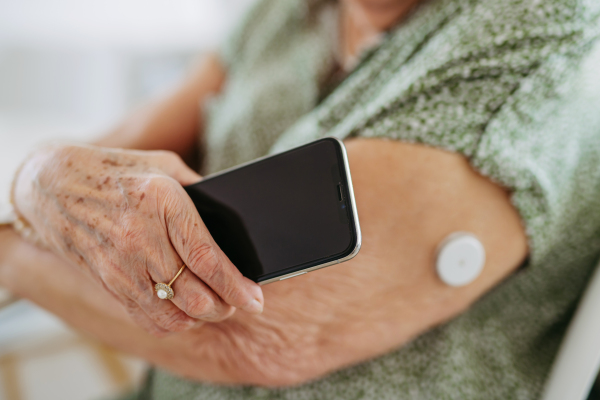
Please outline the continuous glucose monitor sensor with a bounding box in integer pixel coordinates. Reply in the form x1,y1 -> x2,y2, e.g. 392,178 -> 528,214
436,232 -> 485,287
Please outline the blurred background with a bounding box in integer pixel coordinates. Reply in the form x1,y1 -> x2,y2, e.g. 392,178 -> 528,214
0,0 -> 255,398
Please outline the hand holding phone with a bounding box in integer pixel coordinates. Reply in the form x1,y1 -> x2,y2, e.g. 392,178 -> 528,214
185,138 -> 361,284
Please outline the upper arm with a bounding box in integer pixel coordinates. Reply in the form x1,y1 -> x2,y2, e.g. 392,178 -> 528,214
303,138 -> 528,378
344,138 -> 528,322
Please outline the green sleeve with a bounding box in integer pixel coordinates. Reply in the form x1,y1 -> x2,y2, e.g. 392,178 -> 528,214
470,43 -> 600,268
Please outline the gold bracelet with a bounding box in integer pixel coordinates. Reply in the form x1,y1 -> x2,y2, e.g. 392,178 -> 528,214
9,152 -> 47,249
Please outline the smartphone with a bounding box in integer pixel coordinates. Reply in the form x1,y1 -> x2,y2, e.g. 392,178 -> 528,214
184,138 -> 361,284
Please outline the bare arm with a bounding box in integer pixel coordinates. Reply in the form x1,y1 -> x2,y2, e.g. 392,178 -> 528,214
0,138 -> 528,386
95,53 -> 226,158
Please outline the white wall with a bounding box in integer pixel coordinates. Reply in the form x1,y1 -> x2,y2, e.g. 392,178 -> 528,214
0,0 -> 255,135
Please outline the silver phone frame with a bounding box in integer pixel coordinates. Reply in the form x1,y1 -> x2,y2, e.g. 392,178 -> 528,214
197,137 -> 362,285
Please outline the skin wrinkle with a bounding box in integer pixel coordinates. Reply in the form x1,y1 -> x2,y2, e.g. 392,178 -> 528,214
189,279 -> 329,383
16,143 -> 267,335
202,312 -> 325,385
115,175 -> 132,214
160,186 -> 190,266
154,231 -> 179,282
149,179 -> 182,283
38,145 -> 239,331
16,148 -> 177,331
39,180 -> 99,272
69,201 -> 110,249
143,231 -> 178,287
198,323 -> 283,383
184,291 -> 216,319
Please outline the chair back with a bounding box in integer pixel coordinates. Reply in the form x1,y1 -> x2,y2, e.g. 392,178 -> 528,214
541,260 -> 600,400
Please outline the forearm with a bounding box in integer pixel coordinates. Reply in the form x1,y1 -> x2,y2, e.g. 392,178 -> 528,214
94,53 -> 226,159
0,228 -> 178,365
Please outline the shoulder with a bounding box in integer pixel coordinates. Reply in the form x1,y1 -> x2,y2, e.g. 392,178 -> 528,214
410,0 -> 600,83
219,0 -> 324,71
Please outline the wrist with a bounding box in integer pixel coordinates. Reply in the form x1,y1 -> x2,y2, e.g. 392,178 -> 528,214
10,146 -> 61,248
12,145 -> 54,214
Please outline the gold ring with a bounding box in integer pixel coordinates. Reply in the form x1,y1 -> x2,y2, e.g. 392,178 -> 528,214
155,264 -> 186,300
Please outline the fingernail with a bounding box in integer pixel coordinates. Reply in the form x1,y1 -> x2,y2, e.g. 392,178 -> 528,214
242,298 -> 263,314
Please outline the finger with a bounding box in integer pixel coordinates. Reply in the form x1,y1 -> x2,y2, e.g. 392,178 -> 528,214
143,229 -> 237,321
102,225 -> 213,332
145,150 -> 202,186
107,263 -> 199,333
165,187 -> 264,314
134,287 -> 199,333
166,267 -> 236,321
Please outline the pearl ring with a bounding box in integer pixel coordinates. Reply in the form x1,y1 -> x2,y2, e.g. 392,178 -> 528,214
155,264 -> 186,300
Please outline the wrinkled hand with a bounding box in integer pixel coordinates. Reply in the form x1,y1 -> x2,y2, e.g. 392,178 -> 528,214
13,145 -> 264,336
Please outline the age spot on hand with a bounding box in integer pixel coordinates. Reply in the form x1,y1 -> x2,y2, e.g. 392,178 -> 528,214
102,159 -> 122,167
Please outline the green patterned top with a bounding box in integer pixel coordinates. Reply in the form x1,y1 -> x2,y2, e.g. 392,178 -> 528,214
143,0 -> 600,398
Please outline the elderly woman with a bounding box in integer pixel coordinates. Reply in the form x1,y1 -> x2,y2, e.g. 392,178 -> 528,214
2,0 -> 600,398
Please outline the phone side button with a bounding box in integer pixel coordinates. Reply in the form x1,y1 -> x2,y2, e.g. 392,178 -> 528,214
279,271 -> 307,281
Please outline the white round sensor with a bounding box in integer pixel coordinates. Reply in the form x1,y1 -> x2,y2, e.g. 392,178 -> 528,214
436,232 -> 485,287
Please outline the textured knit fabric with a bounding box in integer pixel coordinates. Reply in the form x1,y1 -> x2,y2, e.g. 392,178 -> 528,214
146,0 -> 600,398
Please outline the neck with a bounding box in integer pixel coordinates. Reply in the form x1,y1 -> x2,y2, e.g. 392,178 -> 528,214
339,0 -> 421,67
340,2 -> 381,67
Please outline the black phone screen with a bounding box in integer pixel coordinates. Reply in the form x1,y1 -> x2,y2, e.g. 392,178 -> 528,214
184,138 -> 358,282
